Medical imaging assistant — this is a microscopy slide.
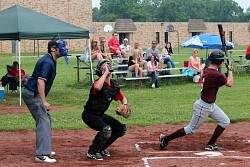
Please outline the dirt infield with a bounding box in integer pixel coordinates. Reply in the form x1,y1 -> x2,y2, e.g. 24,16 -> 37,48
1,104 -> 250,166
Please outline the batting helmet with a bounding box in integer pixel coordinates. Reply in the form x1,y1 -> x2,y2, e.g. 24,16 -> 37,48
208,50 -> 227,65
96,59 -> 114,77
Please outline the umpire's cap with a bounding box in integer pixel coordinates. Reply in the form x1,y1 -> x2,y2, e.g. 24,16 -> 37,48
48,40 -> 59,49
208,50 -> 227,65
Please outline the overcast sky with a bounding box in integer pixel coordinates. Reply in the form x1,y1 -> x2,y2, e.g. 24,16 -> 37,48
92,0 -> 249,11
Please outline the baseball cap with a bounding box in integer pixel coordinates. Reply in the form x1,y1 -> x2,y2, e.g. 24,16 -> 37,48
48,40 -> 58,49
124,38 -> 128,41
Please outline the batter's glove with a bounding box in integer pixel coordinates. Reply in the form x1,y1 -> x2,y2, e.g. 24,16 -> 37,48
115,104 -> 131,118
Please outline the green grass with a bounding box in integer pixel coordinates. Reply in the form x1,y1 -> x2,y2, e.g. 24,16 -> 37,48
0,47 -> 249,131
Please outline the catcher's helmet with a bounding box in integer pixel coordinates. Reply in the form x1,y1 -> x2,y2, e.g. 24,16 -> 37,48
96,59 -> 114,77
208,50 -> 227,65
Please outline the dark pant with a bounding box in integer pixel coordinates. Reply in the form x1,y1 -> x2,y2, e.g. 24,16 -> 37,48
82,112 -> 125,132
82,111 -> 126,151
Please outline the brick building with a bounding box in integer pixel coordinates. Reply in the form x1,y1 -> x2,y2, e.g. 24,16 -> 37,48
0,0 -> 249,53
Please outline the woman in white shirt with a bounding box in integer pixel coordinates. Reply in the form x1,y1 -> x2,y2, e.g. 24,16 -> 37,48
147,55 -> 160,88
161,42 -> 175,69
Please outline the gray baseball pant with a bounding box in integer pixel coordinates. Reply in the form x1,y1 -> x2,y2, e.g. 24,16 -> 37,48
184,98 -> 230,134
22,87 -> 52,156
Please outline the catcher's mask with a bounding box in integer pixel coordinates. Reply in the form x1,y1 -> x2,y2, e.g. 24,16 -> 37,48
208,50 -> 227,65
96,59 -> 114,77
48,39 -> 70,66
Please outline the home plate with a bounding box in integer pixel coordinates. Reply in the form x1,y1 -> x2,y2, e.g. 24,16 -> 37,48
194,151 -> 223,157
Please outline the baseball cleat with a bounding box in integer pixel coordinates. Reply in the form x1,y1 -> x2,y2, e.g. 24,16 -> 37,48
87,152 -> 103,160
159,134 -> 168,150
205,144 -> 224,151
100,149 -> 110,157
35,155 -> 57,163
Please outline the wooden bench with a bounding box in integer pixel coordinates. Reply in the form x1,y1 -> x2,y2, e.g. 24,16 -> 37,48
124,74 -> 187,81
231,55 -> 244,65
235,64 -> 250,73
74,55 -> 96,83
111,67 -> 188,80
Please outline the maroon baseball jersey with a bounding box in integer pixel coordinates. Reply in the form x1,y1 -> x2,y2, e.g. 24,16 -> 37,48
201,68 -> 227,104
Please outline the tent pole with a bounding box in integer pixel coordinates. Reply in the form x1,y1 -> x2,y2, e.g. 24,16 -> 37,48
38,40 -> 40,58
18,40 -> 22,106
89,39 -> 94,83
206,49 -> 208,60
34,40 -> 35,56
15,41 -> 18,61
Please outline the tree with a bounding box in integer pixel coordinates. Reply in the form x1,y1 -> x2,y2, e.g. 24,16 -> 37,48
98,0 -> 148,22
94,0 -> 249,22
207,0 -> 244,22
92,7 -> 101,22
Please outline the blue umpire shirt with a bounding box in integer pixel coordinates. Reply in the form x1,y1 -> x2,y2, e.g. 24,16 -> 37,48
24,53 -> 57,96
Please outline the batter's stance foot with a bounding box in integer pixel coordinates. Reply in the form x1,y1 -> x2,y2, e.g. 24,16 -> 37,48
159,134 -> 168,150
205,144 -> 224,151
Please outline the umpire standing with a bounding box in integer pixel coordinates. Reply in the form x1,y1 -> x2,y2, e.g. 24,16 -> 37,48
22,39 -> 68,163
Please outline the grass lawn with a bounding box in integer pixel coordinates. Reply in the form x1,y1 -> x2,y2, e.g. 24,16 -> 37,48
0,46 -> 249,131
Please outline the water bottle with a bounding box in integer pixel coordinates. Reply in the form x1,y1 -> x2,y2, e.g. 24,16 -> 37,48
83,49 -> 89,62
64,56 -> 71,67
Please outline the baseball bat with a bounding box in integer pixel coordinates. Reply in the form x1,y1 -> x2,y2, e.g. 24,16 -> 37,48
218,24 -> 229,76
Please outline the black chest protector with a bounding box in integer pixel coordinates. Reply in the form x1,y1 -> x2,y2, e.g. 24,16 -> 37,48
84,79 -> 120,115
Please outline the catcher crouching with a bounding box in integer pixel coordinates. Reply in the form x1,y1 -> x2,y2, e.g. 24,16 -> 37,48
82,59 -> 131,161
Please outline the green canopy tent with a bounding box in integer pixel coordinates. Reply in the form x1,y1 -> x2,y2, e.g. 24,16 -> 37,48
0,5 -> 90,105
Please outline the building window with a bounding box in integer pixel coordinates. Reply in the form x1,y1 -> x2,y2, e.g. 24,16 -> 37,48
229,31 -> 233,42
156,32 -> 160,44
192,32 -> 200,36
164,32 -> 168,44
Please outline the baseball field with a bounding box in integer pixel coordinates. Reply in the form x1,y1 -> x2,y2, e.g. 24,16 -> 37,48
0,47 -> 250,166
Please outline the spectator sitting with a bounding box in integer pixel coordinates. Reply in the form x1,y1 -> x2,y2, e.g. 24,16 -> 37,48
188,49 -> 205,77
108,32 -> 126,64
161,42 -> 175,69
147,55 -> 160,88
119,38 -> 130,62
0,61 -> 29,88
130,42 -> 146,69
99,36 -> 115,64
84,38 -> 102,62
128,52 -> 142,78
144,40 -> 163,69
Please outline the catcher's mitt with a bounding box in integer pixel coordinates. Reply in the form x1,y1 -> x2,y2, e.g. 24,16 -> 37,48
115,104 -> 131,118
